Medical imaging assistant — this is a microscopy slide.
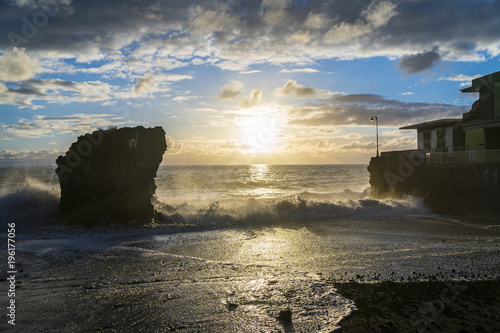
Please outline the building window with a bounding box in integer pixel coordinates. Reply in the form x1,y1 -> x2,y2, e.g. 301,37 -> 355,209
423,131 -> 431,151
436,128 -> 445,150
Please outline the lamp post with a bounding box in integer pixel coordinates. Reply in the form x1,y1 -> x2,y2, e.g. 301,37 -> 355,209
370,116 -> 379,157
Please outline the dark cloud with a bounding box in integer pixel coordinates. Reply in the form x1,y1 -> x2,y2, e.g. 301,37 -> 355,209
0,0 -> 498,80
288,93 -> 469,127
397,48 -> 441,74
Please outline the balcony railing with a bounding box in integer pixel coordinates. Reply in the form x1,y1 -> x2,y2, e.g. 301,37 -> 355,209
426,150 -> 500,165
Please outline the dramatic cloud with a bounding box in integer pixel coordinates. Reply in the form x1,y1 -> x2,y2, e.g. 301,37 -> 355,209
0,0 -> 498,74
0,73 -> 192,108
0,47 -> 40,81
397,48 -> 441,74
1,0 -> 499,165
287,93 -> 469,128
0,78 -> 113,109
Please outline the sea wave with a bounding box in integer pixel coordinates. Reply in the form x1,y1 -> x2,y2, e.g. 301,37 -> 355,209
0,182 -> 428,229
153,194 -> 429,227
0,182 -> 60,227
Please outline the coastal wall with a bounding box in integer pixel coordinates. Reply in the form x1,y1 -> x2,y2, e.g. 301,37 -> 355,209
368,151 -> 500,217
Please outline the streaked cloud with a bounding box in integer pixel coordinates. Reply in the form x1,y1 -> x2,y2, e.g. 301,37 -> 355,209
0,113 -> 132,140
287,93 -> 469,127
279,68 -> 319,74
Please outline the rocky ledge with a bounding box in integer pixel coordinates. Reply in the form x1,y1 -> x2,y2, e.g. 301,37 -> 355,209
55,126 -> 167,227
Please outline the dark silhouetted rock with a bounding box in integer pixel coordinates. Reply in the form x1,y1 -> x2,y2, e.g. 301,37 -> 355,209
55,126 -> 167,226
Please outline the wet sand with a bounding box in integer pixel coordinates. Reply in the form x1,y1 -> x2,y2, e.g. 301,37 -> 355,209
2,216 -> 500,332
7,247 -> 354,332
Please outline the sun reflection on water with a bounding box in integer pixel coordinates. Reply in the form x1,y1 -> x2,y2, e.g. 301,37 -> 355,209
249,164 -> 270,182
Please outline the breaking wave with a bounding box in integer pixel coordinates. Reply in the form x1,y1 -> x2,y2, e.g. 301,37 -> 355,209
153,194 -> 429,228
0,182 -> 60,227
0,165 -> 429,229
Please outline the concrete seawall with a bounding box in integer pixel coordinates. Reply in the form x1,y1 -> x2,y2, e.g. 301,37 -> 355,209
368,151 -> 500,218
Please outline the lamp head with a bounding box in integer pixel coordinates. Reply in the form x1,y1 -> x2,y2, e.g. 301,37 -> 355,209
370,116 -> 375,122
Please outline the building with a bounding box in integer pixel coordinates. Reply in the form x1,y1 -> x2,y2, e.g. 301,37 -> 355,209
368,71 -> 500,217
399,119 -> 464,152
400,70 -> 500,154
461,70 -> 500,150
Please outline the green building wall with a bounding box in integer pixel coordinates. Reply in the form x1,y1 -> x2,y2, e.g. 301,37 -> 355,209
465,128 -> 485,150
495,82 -> 500,118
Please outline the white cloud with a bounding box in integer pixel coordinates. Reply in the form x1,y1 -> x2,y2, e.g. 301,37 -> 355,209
0,82 -> 7,94
0,0 -> 498,77
219,80 -> 243,100
287,93 -> 469,127
275,80 -> 331,98
239,70 -> 261,75
172,96 -> 189,102
439,74 -> 481,82
279,68 -> 319,74
382,130 -> 403,137
345,133 -> 362,139
0,48 -> 41,82
324,1 -> 398,45
133,73 -> 155,94
240,89 -> 262,108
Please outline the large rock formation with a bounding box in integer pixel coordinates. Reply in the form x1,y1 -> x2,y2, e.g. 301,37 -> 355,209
55,126 -> 167,226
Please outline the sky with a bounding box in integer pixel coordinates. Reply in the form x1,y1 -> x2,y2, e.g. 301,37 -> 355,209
0,0 -> 499,166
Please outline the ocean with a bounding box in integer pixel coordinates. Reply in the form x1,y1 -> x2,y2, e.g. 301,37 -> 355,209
0,164 -> 429,227
1,165 -> 499,332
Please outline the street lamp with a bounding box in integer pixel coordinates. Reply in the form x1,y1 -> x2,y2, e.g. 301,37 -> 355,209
370,116 -> 379,157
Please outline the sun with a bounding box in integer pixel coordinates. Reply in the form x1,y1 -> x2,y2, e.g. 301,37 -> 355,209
243,116 -> 276,152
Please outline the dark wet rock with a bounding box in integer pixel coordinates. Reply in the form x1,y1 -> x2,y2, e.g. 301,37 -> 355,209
225,301 -> 239,311
277,309 -> 292,324
55,126 -> 167,227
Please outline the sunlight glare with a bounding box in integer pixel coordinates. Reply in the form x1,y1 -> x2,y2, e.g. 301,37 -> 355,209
244,117 -> 275,152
